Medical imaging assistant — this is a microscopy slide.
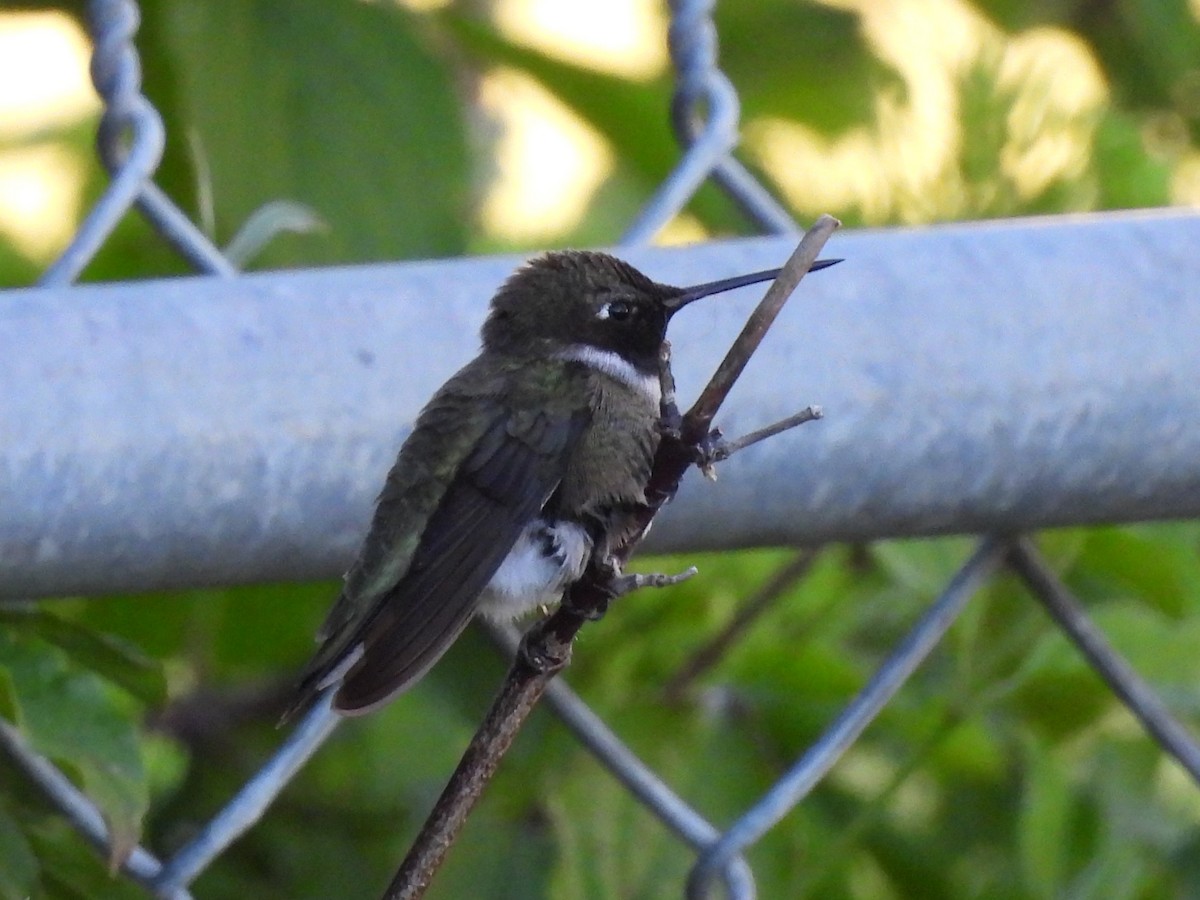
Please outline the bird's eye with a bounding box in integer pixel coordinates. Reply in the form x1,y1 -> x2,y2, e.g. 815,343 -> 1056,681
602,300 -> 634,321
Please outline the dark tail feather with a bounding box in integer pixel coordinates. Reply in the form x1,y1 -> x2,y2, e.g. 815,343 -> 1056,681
332,613 -> 477,715
278,641 -> 365,726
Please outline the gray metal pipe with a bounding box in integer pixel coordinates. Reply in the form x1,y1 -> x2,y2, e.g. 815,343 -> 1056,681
3,210 -> 1199,598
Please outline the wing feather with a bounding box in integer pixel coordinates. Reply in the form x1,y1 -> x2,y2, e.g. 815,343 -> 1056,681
333,477 -> 521,712
289,367 -> 591,718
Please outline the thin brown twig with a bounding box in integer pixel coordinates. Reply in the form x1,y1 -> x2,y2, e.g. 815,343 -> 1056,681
381,661 -> 553,900
380,216 -> 841,900
683,214 -> 840,443
713,406 -> 824,460
698,405 -> 823,480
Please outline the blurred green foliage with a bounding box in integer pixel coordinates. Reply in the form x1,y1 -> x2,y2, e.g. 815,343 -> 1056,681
2,0 -> 1200,897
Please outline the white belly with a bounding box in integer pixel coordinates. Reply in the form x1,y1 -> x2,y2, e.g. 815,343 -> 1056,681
478,519 -> 592,621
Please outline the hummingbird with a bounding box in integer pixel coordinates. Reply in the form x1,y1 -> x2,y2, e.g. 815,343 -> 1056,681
289,250 -> 837,718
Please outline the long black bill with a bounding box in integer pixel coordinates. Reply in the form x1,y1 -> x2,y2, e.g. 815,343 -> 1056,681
665,258 -> 842,313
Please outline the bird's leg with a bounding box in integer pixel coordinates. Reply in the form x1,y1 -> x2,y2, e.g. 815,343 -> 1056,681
656,340 -> 683,440
657,405 -> 684,443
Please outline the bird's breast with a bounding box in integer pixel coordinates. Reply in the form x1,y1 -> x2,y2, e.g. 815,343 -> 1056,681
556,373 -> 661,517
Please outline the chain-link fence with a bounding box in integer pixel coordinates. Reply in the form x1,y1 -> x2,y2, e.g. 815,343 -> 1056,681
3,0 -> 1200,898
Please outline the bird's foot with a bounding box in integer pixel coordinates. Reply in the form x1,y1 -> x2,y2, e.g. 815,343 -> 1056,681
694,427 -> 731,481
594,556 -> 698,605
518,628 -> 572,675
657,408 -> 684,442
609,566 -> 699,596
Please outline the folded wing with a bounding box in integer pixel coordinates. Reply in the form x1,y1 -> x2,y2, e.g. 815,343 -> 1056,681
291,378 -> 590,717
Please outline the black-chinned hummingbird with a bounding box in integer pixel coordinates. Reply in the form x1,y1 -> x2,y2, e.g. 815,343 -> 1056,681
290,250 -> 837,717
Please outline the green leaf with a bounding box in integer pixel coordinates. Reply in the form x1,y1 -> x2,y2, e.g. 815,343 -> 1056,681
715,0 -> 901,135
545,729 -> 693,899
1066,0 -> 1200,121
443,12 -> 762,236
25,820 -> 147,900
0,234 -> 39,288
207,582 -> 339,673
1017,734 -> 1073,896
152,0 -> 471,266
0,627 -> 147,868
0,801 -> 38,900
870,537 -> 980,597
1092,112 -> 1172,208
1110,0 -> 1200,113
443,17 -> 677,191
1005,626 -> 1111,740
1076,524 -> 1200,618
1090,602 -> 1200,688
0,608 -> 165,707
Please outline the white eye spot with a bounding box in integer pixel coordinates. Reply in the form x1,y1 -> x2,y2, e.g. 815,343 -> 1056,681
597,299 -> 633,321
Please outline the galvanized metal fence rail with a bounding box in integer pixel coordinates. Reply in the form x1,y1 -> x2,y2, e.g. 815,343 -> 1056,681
3,0 -> 1200,897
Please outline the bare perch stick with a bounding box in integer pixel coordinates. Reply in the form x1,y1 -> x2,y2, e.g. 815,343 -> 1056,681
380,216 -> 841,900
382,664 -> 555,900
716,406 -> 824,459
684,213 -> 840,442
